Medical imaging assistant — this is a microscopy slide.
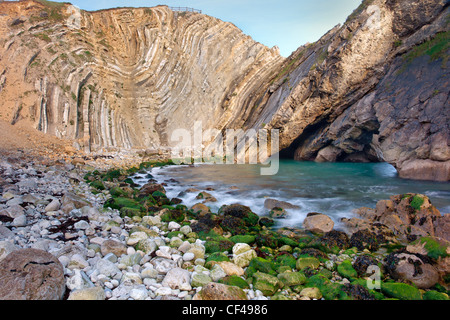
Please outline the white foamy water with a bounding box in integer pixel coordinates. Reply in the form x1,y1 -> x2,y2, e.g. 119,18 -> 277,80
130,161 -> 450,230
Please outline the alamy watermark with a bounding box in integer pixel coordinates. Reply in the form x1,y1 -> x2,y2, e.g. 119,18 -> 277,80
366,265 -> 381,290
170,121 -> 280,176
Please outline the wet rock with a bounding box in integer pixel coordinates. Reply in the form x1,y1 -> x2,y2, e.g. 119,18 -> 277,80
353,255 -> 380,277
219,204 -> 259,227
0,249 -> 65,300
264,198 -> 300,210
303,212 -> 334,233
138,183 -> 166,197
350,229 -> 381,251
385,252 -> 439,289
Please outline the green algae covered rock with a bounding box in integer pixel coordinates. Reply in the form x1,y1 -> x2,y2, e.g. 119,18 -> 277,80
219,275 -> 250,289
252,271 -> 281,296
337,260 -> 358,280
381,282 -> 422,300
296,257 -> 320,271
277,271 -> 307,287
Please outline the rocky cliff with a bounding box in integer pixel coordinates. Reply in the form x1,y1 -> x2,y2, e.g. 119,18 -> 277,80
0,0 -> 448,181
250,0 -> 449,181
0,0 -> 283,152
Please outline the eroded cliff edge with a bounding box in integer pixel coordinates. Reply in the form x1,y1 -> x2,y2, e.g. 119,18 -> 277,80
0,0 -> 449,181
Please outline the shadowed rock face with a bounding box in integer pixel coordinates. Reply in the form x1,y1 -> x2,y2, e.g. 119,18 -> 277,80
255,0 -> 449,181
0,0 -> 448,181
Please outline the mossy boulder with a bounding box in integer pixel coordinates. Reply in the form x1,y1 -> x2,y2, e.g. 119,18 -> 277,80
259,217 -> 275,228
104,197 -> 144,212
160,209 -> 185,223
274,254 -> 297,270
219,275 -> 250,289
278,236 -> 299,247
245,257 -> 278,278
204,239 -> 234,254
411,236 -> 448,260
119,207 -> 142,218
337,260 -> 358,280
315,230 -> 351,253
109,186 -> 130,198
350,229 -> 381,251
277,272 -> 307,287
381,282 -> 422,300
220,215 -> 248,235
255,231 -> 279,248
219,204 -> 260,227
305,274 -> 348,300
205,252 -> 230,267
423,290 -> 449,300
229,235 -> 256,244
90,180 -> 105,190
252,271 -> 281,296
296,257 -> 320,271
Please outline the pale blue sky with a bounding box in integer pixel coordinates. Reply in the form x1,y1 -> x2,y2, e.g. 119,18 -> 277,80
54,0 -> 362,57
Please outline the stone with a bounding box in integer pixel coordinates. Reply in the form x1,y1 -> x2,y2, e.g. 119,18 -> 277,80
277,271 -> 307,286
0,226 -> 15,240
381,282 -> 422,300
210,264 -> 227,282
162,267 -> 191,289
191,273 -> 212,287
68,286 -> 106,300
194,282 -> 247,300
129,286 -> 149,300
101,239 -> 127,257
168,221 -> 181,231
303,213 -> 334,233
300,287 -> 322,299
296,257 -> 320,271
191,203 -> 210,216
2,204 -> 25,219
96,258 -> 121,277
127,231 -> 148,246
119,253 -> 143,266
45,199 -> 61,212
12,214 -> 27,227
0,240 -> 18,261
264,198 -> 300,210
0,249 -> 65,300
217,261 -> 245,276
151,257 -> 177,274
252,271 -> 281,296
232,243 -> 257,268
385,252 -> 439,289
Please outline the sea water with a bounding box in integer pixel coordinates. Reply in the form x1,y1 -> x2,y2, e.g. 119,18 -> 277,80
131,160 -> 450,230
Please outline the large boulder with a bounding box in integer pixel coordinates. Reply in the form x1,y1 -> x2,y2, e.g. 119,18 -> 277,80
0,249 -> 66,300
303,213 -> 334,233
385,252 -> 439,289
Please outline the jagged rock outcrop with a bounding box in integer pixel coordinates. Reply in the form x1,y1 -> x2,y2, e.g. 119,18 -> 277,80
251,0 -> 449,181
0,0 -> 282,153
0,0 -> 448,181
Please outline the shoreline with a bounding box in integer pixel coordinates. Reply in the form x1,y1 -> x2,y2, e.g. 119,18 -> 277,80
0,152 -> 449,300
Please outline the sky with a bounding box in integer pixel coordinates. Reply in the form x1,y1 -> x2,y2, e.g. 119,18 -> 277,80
52,0 -> 362,57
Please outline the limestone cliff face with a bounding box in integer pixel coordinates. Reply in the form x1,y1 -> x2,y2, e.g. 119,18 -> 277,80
0,0 -> 282,152
248,0 -> 449,181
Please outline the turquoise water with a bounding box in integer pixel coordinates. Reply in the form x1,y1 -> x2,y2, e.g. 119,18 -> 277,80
132,160 -> 450,230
